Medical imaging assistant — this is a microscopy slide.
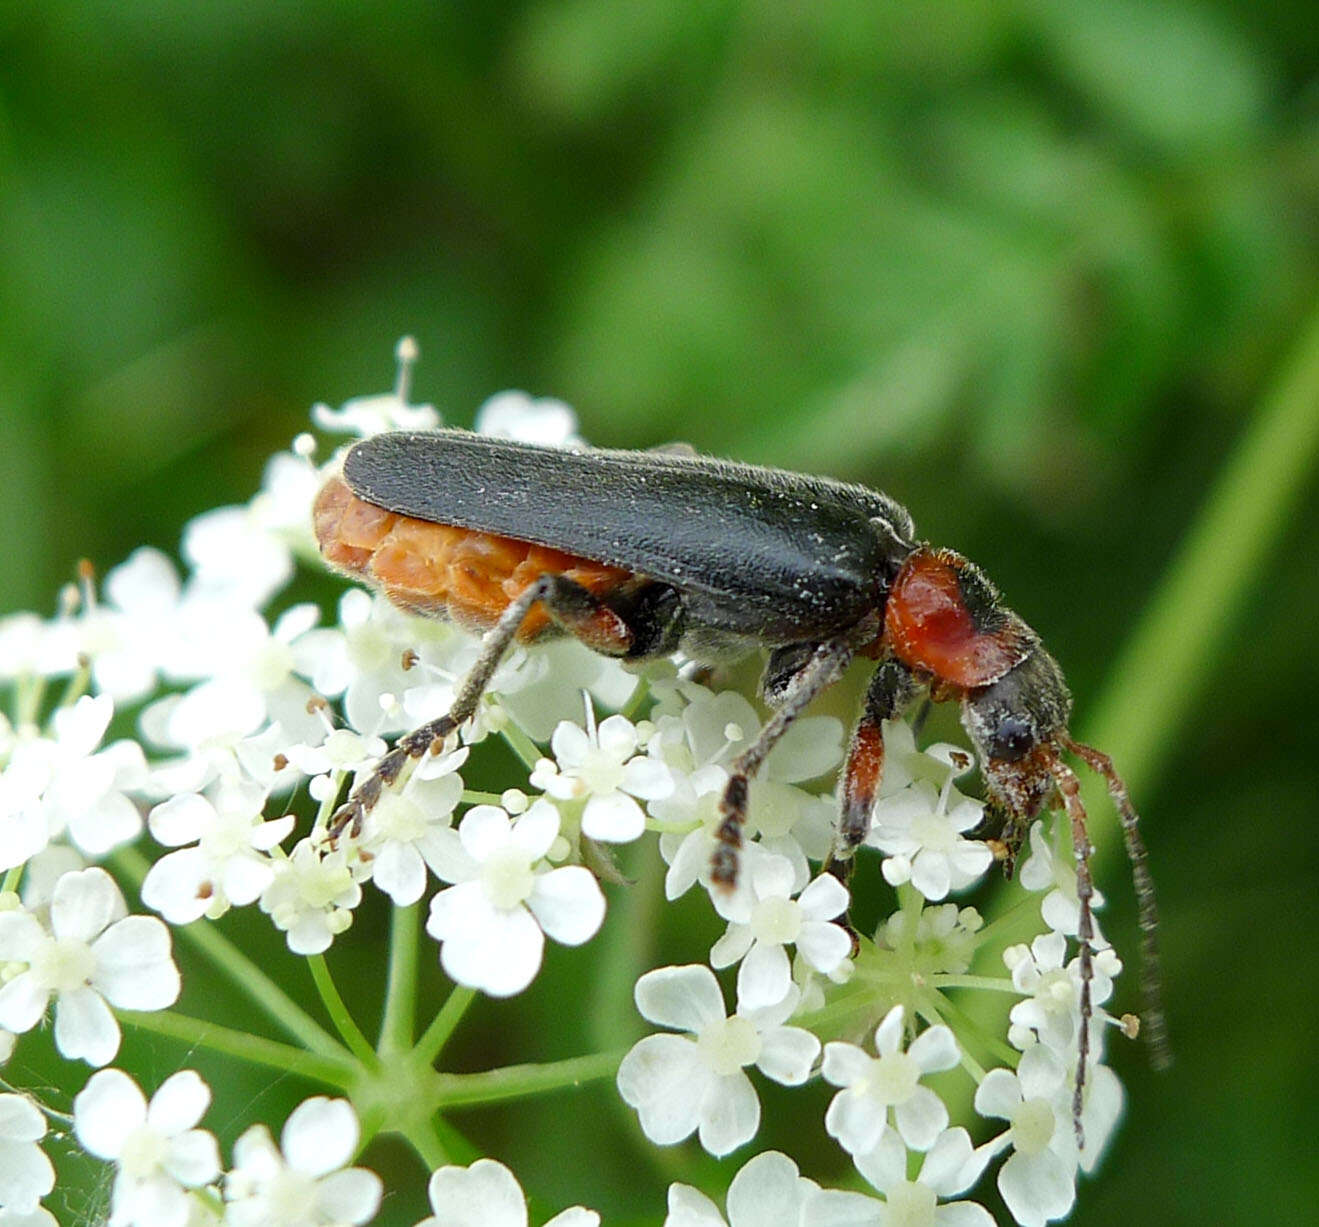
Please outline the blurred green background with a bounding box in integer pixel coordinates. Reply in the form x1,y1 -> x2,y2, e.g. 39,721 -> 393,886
2,2 -> 1316,1224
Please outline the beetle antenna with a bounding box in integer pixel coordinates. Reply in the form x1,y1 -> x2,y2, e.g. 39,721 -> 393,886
1062,734 -> 1171,1072
1045,749 -> 1095,1150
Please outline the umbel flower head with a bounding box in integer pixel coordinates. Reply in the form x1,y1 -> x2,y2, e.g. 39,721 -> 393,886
0,342 -> 1144,1225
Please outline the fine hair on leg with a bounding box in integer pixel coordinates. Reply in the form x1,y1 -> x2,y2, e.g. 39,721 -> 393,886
329,574 -> 621,840
710,635 -> 857,889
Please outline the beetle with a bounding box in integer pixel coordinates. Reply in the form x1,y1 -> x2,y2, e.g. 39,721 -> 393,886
313,427 -> 1167,1140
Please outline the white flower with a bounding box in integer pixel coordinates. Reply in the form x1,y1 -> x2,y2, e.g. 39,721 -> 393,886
853,1127 -> 994,1227
259,840 -> 362,955
224,1097 -> 381,1227
973,1047 -> 1078,1227
360,758 -> 466,906
0,868 -> 179,1066
473,390 -> 585,448
81,548 -> 187,702
142,604 -> 324,757
822,1005 -> 960,1155
415,1157 -> 597,1227
283,724 -> 390,806
1003,932 -> 1120,1055
142,780 -> 295,923
616,964 -> 820,1157
531,713 -> 673,843
0,1094 -> 54,1214
649,687 -> 841,901
877,904 -> 984,978
181,504 -> 295,610
425,802 -> 605,996
4,695 -> 149,859
73,1068 -> 220,1227
312,337 -> 440,438
709,857 -> 852,1010
868,775 -> 991,902
663,1149 -> 880,1227
1018,820 -> 1106,940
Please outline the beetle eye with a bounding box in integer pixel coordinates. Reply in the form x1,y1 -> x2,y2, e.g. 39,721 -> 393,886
988,715 -> 1034,762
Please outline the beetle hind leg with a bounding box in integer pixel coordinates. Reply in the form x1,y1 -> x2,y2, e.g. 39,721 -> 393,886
711,635 -> 857,888
328,574 -> 671,840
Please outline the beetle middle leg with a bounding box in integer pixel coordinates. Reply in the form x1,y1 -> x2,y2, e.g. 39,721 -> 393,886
328,574 -> 681,839
711,634 -> 857,888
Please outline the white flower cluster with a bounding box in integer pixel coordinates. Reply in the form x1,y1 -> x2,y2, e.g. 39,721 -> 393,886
0,344 -> 1138,1224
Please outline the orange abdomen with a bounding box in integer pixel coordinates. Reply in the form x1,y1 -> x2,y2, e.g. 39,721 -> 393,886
313,474 -> 633,639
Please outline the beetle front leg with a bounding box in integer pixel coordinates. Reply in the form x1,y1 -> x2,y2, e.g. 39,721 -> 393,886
832,657 -> 920,870
328,574 -> 662,840
711,635 -> 856,888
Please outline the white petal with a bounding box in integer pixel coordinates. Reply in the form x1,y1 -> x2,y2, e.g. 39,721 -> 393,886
616,1034 -> 710,1145
147,794 -> 213,846
163,1129 -> 222,1187
596,714 -> 639,759
425,829 -> 479,885
439,899 -> 545,997
755,1026 -> 820,1086
315,1166 -> 384,1225
895,1085 -> 949,1150
543,1210 -> 599,1227
426,1158 -> 528,1227
622,755 -> 674,801
0,1095 -> 45,1143
796,921 -> 852,975
664,1183 -> 725,1227
935,1201 -> 997,1227
528,867 -> 605,946
635,965 -> 726,1031
709,925 -> 754,970
549,722 -> 591,768
998,1150 -> 1075,1227
91,917 -> 180,1010
147,1069 -> 210,1135
797,872 -> 849,921
1017,1045 -> 1064,1100
852,1127 -> 907,1194
697,1070 -> 760,1156
0,1137 -> 54,1211
0,975 -> 50,1034
874,1004 -> 905,1056
821,1042 -> 871,1087
50,868 -> 123,942
918,1127 -> 977,1196
825,1089 -> 886,1157
974,1068 -> 1023,1121
724,1151 -> 804,1227
282,1097 -> 358,1176
374,840 -> 428,906
53,987 -> 120,1065
736,943 -> 791,1012
73,1069 -> 144,1158
510,800 -> 561,860
910,851 -> 952,901
910,1025 -> 960,1074
458,805 -> 513,862
580,792 -> 646,843
801,1187 -> 885,1227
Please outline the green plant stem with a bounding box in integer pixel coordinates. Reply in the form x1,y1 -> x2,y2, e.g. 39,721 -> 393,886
416,986 -> 477,1066
434,1049 -> 626,1109
307,954 -> 378,1068
379,902 -> 419,1054
1083,294 -> 1319,862
113,847 -> 349,1063
119,1009 -> 354,1087
500,723 -> 544,771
